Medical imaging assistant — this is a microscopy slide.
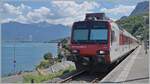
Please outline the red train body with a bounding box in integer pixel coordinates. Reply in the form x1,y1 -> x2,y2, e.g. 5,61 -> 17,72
68,13 -> 138,72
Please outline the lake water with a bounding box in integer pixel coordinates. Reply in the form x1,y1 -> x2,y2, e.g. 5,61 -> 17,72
1,42 -> 57,77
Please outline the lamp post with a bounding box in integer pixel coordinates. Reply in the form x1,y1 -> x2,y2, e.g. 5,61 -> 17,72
13,39 -> 16,74
143,16 -> 148,40
143,16 -> 148,54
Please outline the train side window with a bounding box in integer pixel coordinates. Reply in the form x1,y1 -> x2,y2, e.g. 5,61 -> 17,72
111,31 -> 115,44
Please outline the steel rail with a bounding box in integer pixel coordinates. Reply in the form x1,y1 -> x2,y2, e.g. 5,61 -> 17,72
57,69 -> 87,83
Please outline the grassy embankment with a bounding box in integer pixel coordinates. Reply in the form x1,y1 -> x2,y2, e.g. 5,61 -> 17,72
23,65 -> 75,83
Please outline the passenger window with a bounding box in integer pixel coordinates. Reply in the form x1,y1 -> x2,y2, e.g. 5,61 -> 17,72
111,31 -> 115,44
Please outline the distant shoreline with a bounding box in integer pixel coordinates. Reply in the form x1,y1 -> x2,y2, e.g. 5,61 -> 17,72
2,41 -> 56,43
2,70 -> 34,78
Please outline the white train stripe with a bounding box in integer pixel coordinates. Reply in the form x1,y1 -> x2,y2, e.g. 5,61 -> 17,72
115,46 -> 141,82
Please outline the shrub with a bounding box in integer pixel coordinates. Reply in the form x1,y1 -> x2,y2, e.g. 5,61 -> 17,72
43,52 -> 53,60
36,60 -> 49,69
23,65 -> 75,83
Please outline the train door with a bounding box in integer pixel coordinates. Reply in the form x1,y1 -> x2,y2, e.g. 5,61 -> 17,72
110,23 -> 120,62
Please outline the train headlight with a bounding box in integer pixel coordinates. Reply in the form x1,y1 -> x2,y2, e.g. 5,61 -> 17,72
99,50 -> 105,54
72,49 -> 79,54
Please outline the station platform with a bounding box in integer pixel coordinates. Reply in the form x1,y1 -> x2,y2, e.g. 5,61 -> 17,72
100,45 -> 149,83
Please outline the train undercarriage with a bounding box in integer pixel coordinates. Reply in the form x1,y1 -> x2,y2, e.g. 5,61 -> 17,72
67,54 -> 111,73
67,48 -> 137,73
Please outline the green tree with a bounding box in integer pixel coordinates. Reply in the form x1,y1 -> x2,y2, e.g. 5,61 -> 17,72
43,52 -> 53,60
43,52 -> 54,65
116,12 -> 149,41
36,52 -> 54,69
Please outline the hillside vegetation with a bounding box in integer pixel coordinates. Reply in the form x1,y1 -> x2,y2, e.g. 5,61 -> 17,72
116,12 -> 149,41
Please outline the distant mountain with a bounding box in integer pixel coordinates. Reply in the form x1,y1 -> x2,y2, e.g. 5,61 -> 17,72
2,21 -> 71,42
130,1 -> 149,16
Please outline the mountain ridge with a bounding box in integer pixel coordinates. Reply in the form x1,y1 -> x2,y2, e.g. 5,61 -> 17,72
2,21 -> 71,42
130,1 -> 149,16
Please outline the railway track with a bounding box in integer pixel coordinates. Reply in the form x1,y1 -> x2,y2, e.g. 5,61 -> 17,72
57,71 -> 107,83
90,73 -> 107,83
91,76 -> 102,83
53,48 -> 137,83
57,69 -> 87,83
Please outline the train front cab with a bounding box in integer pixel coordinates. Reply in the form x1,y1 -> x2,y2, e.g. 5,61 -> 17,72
69,21 -> 112,72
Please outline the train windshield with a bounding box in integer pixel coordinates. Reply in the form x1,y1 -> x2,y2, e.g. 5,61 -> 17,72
90,29 -> 108,41
73,29 -> 89,41
72,24 -> 108,43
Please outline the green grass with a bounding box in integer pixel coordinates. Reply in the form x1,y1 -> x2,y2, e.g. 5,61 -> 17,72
23,65 -> 75,83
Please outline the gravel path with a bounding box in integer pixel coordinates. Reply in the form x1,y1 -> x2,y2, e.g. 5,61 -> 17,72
44,61 -> 75,74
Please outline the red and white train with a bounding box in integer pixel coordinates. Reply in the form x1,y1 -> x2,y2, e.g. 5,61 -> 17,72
68,13 -> 139,72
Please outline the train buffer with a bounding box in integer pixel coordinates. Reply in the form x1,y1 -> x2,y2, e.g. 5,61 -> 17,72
100,45 -> 149,83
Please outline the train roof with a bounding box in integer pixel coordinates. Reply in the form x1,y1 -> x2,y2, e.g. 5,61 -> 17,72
75,20 -> 112,23
85,13 -> 110,21
74,13 -> 115,24
122,29 -> 137,40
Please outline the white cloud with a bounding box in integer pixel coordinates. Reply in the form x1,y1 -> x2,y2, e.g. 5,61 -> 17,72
100,5 -> 135,15
0,1 -> 135,26
14,15 -> 28,23
0,18 -> 13,23
0,3 -> 32,17
52,1 -> 99,17
0,1 -> 99,25
1,3 -> 22,16
106,0 -> 148,5
19,3 -> 32,14
49,1 -> 99,25
47,15 -> 84,26
0,3 -> 53,23
0,3 -> 32,23
26,7 -> 53,23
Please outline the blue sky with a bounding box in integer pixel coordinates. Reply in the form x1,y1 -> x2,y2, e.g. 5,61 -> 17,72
0,0 -> 148,25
